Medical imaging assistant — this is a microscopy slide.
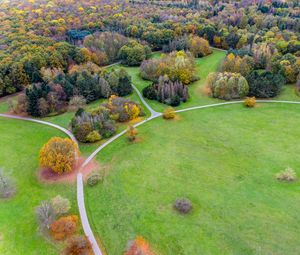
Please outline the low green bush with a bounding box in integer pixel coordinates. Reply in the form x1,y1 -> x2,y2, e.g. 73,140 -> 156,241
87,172 -> 102,187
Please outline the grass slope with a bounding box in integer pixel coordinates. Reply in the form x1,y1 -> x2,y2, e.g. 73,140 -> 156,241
86,103 -> 300,255
0,118 -> 77,255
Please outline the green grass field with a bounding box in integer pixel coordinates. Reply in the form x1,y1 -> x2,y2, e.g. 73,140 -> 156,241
1,48 -> 300,255
0,118 -> 77,255
86,103 -> 300,255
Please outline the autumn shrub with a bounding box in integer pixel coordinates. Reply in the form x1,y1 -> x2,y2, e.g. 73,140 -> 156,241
140,51 -> 198,85
86,131 -> 101,143
188,36 -> 212,57
50,215 -> 78,240
207,72 -> 249,100
174,198 -> 192,214
244,97 -> 256,107
36,201 -> 56,232
64,235 -> 92,255
143,76 -> 189,106
271,53 -> 300,83
0,169 -> 16,199
125,236 -> 155,255
127,125 -> 138,142
51,195 -> 71,217
163,107 -> 176,119
103,95 -> 143,122
276,167 -> 297,182
87,172 -> 102,187
74,122 -> 93,143
39,137 -> 79,174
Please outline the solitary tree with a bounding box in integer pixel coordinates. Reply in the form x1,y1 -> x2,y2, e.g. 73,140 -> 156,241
39,137 -> 79,174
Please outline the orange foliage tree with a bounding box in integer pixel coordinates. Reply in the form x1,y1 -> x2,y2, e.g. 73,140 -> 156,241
125,236 -> 155,255
39,137 -> 79,174
50,215 -> 78,240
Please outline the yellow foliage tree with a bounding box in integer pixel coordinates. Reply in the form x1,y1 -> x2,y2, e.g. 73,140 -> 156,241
39,137 -> 79,174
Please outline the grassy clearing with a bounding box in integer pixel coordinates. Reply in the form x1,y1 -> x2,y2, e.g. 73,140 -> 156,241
86,103 -> 300,255
0,118 -> 77,255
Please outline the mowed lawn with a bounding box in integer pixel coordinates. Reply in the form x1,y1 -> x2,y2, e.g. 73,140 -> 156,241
86,103 -> 300,255
0,118 -> 77,255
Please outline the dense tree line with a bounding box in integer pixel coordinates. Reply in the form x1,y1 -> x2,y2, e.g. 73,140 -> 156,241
16,67 -> 133,117
0,0 -> 299,98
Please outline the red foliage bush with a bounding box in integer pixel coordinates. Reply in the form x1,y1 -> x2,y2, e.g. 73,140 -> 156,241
125,236 -> 155,255
50,215 -> 78,240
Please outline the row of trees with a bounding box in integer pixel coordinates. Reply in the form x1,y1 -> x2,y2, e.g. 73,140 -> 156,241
143,76 -> 189,106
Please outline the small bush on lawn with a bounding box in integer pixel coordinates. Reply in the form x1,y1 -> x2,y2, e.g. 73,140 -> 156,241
125,236 -> 155,255
87,172 -> 102,187
64,235 -> 92,255
51,195 -> 71,216
244,97 -> 256,107
127,125 -> 138,142
50,215 -> 78,240
174,198 -> 192,214
276,167 -> 297,182
36,201 -> 56,232
163,107 -> 176,119
0,169 -> 16,199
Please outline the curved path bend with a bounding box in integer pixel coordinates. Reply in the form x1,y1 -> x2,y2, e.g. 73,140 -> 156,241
0,113 -> 76,142
2,99 -> 300,255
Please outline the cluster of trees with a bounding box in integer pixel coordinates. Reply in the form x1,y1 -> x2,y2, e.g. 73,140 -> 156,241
71,96 -> 143,143
163,35 -> 212,58
219,43 -> 300,99
36,196 -> 91,255
207,72 -> 249,100
0,38 -> 89,97
143,76 -> 189,106
141,51 -> 198,85
83,32 -> 129,65
119,40 -> 152,66
12,67 -> 132,117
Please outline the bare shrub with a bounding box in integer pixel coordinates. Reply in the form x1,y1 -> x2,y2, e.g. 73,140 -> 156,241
36,201 -> 56,231
276,167 -> 297,182
0,169 -> 16,199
